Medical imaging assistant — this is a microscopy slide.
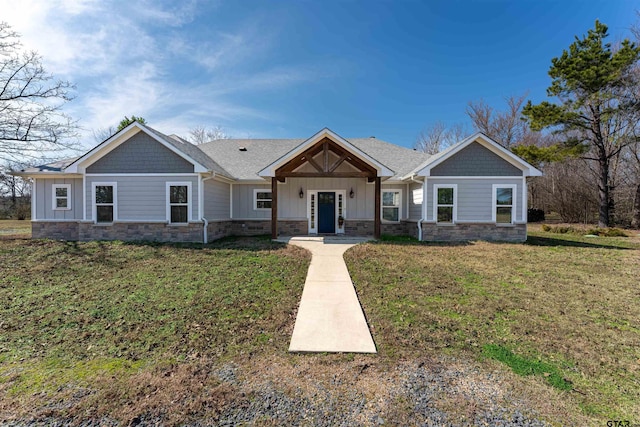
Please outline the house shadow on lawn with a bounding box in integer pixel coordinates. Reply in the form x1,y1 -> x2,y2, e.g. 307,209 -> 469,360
120,234 -> 290,253
524,235 -> 636,250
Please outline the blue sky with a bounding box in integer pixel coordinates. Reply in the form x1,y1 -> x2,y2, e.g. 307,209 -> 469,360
2,0 -> 638,150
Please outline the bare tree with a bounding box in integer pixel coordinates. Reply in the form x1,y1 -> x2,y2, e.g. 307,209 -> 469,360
415,121 -> 467,154
0,160 -> 31,219
0,22 -> 79,162
467,93 -> 529,147
187,125 -> 231,145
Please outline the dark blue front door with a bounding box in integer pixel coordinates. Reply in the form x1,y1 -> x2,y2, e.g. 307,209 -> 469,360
318,192 -> 335,234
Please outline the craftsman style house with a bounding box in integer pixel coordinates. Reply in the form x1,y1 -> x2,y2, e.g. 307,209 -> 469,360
15,122 -> 541,243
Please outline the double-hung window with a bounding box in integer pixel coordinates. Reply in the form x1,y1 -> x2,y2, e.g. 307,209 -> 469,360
167,182 -> 191,224
254,190 -> 272,210
434,185 -> 456,224
52,184 -> 71,210
382,190 -> 401,222
94,183 -> 116,223
493,184 -> 516,224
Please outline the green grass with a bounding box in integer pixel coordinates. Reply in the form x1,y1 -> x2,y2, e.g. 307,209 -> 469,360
345,228 -> 640,424
0,235 -> 310,422
482,344 -> 572,391
2,221 -> 640,425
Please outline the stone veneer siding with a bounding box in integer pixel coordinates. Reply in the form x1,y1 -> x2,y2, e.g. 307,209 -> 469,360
207,220 -> 233,241
79,222 -> 203,243
421,223 -> 527,242
32,222 -> 79,240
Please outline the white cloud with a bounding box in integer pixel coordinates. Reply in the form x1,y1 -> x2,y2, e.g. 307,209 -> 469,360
0,0 -> 333,145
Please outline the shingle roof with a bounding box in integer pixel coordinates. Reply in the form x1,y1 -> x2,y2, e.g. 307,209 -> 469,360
19,157 -> 80,173
15,125 -> 432,181
198,137 -> 431,181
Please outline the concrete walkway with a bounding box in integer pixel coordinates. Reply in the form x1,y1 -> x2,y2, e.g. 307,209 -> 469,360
277,236 -> 377,353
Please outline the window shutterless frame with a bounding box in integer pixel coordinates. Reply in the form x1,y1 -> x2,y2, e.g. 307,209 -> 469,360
92,182 -> 117,223
492,184 -> 517,224
433,184 -> 457,224
254,189 -> 272,210
381,189 -> 402,222
166,182 -> 192,224
52,184 -> 71,210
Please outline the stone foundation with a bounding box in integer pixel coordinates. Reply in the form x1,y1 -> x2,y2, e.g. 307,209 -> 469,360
381,221 -> 409,236
32,222 -> 79,240
344,219 -> 375,236
405,220 -> 420,239
207,220 -> 233,241
277,220 -> 309,236
231,220 -> 271,236
79,222 -> 203,243
421,222 -> 527,242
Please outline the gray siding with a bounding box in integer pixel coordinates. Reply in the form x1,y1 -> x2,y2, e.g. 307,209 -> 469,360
85,175 -> 199,222
87,131 -> 194,173
408,182 -> 423,220
203,179 -> 230,220
34,178 -> 83,220
431,142 -> 523,176
425,178 -> 524,222
232,183 -> 272,219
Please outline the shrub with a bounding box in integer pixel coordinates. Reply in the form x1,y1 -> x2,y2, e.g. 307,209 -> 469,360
527,208 -> 545,222
585,227 -> 627,237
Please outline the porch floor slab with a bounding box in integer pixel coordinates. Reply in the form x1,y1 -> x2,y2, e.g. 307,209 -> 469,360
280,238 -> 377,353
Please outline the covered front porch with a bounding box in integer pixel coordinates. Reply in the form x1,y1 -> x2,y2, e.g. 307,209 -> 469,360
259,129 -> 395,239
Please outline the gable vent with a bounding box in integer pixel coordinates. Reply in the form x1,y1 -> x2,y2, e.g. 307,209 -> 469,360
239,147 -> 247,151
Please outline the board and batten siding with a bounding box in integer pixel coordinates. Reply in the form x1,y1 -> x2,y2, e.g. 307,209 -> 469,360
34,178 -> 83,220
232,179 -> 407,221
85,175 -> 199,222
86,131 -> 194,174
425,178 -> 524,223
431,142 -> 522,176
203,179 -> 230,220
408,182 -> 423,220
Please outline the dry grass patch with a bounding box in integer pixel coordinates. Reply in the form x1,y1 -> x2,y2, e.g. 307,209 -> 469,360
345,231 -> 640,424
0,219 -> 30,239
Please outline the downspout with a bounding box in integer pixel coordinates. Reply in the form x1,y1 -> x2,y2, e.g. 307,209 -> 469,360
409,174 -> 424,241
201,172 -> 216,244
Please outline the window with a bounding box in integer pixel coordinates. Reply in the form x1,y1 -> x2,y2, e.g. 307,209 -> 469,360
93,183 -> 116,223
52,184 -> 71,210
434,185 -> 456,224
382,190 -> 401,222
166,182 -> 191,224
254,190 -> 272,210
493,185 -> 516,224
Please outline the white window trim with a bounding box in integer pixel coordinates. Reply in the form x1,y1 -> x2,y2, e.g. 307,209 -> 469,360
492,184 -> 517,224
52,184 -> 71,211
381,188 -> 402,223
253,188 -> 272,210
433,184 -> 457,225
166,181 -> 192,224
92,182 -> 117,224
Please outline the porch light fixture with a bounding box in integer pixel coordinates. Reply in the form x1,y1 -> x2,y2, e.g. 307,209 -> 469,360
299,187 -> 304,198
349,188 -> 354,198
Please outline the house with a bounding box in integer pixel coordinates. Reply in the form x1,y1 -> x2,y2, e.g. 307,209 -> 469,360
13,122 -> 542,243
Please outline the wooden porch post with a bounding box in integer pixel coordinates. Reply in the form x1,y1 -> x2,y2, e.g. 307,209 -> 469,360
374,176 -> 381,239
271,176 -> 278,239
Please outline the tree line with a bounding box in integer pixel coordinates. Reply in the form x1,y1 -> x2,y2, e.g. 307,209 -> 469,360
2,20 -> 640,228
416,21 -> 640,228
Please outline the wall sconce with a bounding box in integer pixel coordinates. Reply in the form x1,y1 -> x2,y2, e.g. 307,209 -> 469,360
349,188 -> 355,198
299,187 -> 304,198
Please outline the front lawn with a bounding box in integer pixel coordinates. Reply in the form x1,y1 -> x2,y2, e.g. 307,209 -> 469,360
1,224 -> 639,425
0,236 -> 310,423
345,227 -> 640,424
